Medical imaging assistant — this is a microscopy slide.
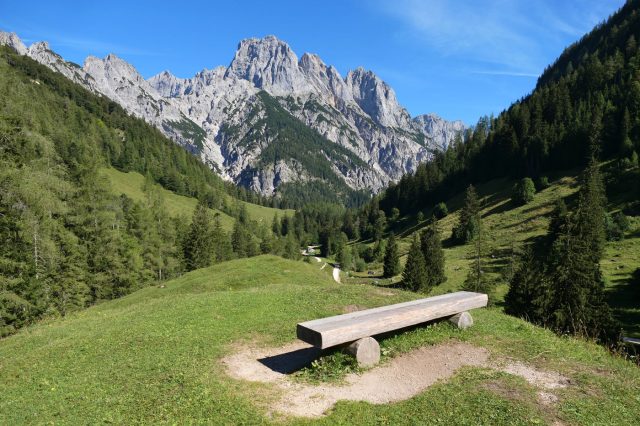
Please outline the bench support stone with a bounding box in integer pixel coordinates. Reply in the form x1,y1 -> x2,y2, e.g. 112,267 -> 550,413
449,311 -> 473,329
346,337 -> 380,367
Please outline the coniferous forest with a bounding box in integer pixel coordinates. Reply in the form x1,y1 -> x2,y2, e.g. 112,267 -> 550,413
0,47 -> 301,335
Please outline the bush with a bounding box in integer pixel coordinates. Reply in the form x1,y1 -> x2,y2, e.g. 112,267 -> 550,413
513,177 -> 536,205
605,211 -> 630,241
355,258 -> 366,272
434,202 -> 448,219
416,211 -> 425,222
536,176 -> 550,190
390,207 -> 400,221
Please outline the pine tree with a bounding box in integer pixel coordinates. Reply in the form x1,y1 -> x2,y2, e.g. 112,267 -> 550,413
504,246 -> 551,323
231,220 -> 250,258
383,233 -> 401,278
547,158 -> 616,341
420,224 -> 446,289
183,202 -> 215,271
212,217 -> 233,262
402,236 -> 428,291
453,185 -> 480,243
461,214 -> 494,297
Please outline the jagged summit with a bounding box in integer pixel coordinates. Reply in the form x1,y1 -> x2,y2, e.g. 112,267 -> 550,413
0,31 -> 27,55
226,35 -> 309,96
0,30 -> 465,198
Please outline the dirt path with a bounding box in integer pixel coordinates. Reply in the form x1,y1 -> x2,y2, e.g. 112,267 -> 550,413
332,267 -> 341,283
314,256 -> 321,263
223,341 -> 569,418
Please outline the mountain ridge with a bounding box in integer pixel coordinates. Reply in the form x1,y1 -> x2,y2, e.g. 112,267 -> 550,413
0,31 -> 465,200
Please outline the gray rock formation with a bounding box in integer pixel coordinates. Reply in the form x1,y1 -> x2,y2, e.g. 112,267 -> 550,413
1,31 -> 466,197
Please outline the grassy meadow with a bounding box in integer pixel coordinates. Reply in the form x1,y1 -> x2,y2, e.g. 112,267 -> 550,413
0,255 -> 638,424
346,173 -> 640,338
101,167 -> 294,231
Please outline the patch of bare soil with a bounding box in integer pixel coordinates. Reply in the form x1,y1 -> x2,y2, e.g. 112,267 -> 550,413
342,304 -> 367,313
222,341 -> 570,418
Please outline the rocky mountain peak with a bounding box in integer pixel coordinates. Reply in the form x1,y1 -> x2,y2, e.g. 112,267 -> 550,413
346,67 -> 410,128
28,41 -> 52,54
2,29 -> 467,198
0,31 -> 27,55
226,35 -> 309,96
148,70 -> 185,98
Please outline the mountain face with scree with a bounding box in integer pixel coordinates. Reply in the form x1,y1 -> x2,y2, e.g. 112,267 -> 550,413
0,32 -> 465,199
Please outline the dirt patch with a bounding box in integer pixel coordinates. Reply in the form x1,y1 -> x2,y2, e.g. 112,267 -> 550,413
498,360 -> 570,389
222,341 -> 569,418
342,304 -> 367,313
374,289 -> 396,297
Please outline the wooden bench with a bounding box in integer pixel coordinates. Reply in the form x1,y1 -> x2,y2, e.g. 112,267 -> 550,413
297,291 -> 488,366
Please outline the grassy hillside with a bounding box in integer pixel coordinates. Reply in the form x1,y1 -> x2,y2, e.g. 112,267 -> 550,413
101,167 -> 294,230
348,173 -> 640,337
1,255 -> 638,424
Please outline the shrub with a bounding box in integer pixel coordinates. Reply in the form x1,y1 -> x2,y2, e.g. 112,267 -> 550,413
434,202 -> 448,219
513,177 -> 536,205
605,211 -> 630,241
536,176 -> 550,190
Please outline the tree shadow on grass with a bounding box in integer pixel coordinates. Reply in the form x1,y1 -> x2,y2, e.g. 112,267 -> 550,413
607,270 -> 640,336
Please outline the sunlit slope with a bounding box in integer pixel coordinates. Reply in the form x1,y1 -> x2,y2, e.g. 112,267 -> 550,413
101,167 -> 294,229
0,255 -> 638,424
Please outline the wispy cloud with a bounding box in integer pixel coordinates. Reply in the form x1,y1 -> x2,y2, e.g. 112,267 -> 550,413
375,0 -> 624,76
45,34 -> 160,57
470,70 -> 539,78
0,20 -> 159,57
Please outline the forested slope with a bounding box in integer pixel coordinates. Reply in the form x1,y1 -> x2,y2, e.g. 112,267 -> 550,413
379,0 -> 640,215
0,47 -> 292,336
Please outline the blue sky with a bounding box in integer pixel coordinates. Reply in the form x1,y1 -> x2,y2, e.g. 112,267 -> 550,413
0,0 -> 624,124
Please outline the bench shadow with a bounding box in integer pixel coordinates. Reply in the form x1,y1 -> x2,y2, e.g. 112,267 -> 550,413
258,346 -> 322,374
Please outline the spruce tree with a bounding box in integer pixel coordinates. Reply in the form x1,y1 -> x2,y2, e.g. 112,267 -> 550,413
461,214 -> 494,297
453,184 -> 480,243
420,224 -> 446,289
231,220 -> 250,258
402,236 -> 428,291
504,246 -> 550,323
547,158 -> 616,341
212,217 -> 233,262
383,233 -> 401,278
272,213 -> 281,236
183,202 -> 215,271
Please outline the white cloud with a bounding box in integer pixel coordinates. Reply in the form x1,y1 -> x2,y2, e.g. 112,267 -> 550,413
376,0 -> 624,75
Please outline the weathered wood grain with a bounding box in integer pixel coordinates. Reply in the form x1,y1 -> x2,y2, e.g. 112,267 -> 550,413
297,291 -> 488,349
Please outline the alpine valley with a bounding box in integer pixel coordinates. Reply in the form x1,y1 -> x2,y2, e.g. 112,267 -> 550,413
0,32 -> 465,203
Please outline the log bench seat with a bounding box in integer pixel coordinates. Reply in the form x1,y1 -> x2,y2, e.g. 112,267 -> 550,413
296,291 -> 488,366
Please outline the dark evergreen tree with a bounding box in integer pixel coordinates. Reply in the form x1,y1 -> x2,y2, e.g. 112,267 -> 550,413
402,236 -> 428,291
453,185 -> 481,243
420,224 -> 446,289
513,177 -> 536,205
183,202 -> 215,271
434,202 -> 448,219
383,233 -> 401,278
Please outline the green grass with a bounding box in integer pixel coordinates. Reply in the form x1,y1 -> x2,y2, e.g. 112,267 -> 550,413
1,255 -> 639,424
101,167 -> 294,230
346,173 -> 640,337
